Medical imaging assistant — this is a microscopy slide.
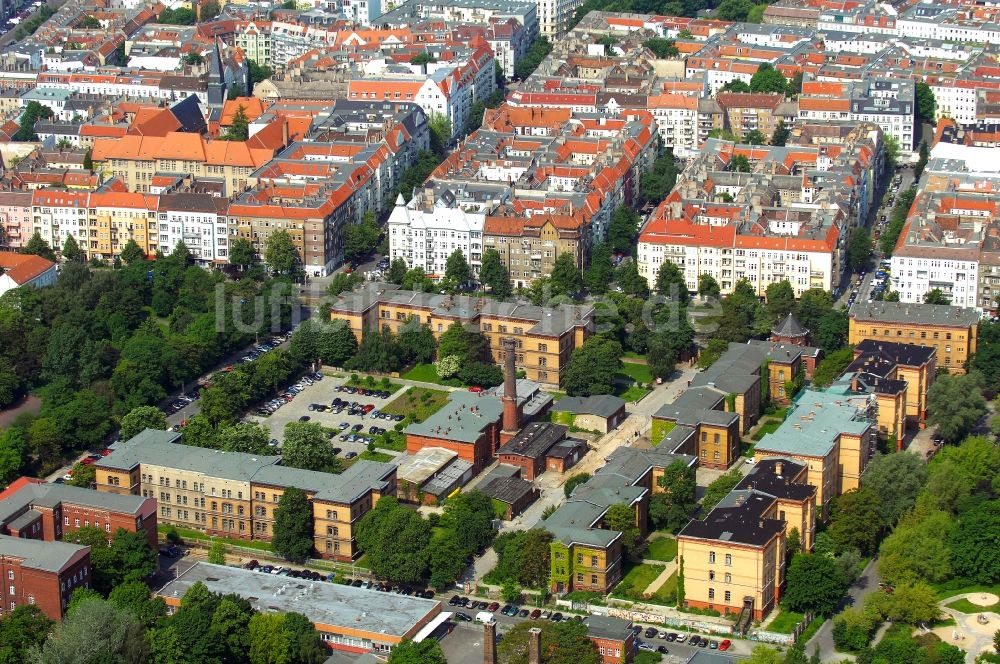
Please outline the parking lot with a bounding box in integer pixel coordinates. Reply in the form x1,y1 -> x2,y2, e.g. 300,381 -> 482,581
250,375 -> 410,460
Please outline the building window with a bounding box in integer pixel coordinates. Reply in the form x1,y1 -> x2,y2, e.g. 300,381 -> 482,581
725,554 -> 732,566
725,573 -> 731,583
709,571 -> 715,580
709,551 -> 716,564
724,590 -> 731,603
708,588 -> 715,600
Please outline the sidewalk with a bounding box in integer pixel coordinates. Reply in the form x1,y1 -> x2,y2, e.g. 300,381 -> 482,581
643,559 -> 677,594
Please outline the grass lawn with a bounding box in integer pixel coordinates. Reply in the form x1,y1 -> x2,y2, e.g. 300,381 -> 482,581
646,537 -> 678,562
648,571 -> 678,605
611,563 -> 665,599
798,615 -> 824,643
359,450 -> 393,462
353,554 -> 370,569
768,608 -> 805,634
930,580 -> 1000,600
381,387 -> 451,422
752,419 -> 783,441
372,431 -> 407,451
346,374 -> 404,393
401,363 -> 451,385
622,351 -> 645,360
620,361 -> 653,384
618,384 -> 651,402
946,597 -> 1000,614
158,525 -> 273,552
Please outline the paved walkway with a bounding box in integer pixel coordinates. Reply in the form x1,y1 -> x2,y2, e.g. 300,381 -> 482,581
643,558 -> 678,595
807,560 -> 880,662
931,593 -> 1000,663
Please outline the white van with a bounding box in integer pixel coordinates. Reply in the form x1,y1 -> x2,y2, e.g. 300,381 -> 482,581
475,611 -> 494,624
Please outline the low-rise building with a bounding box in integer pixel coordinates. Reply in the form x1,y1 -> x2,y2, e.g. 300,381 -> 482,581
549,395 -> 627,434
677,458 -> 815,623
495,421 -> 583,480
0,477 -> 157,548
328,283 -> 595,388
156,562 -> 445,655
94,429 -> 396,561
583,615 -> 636,664
651,388 -> 741,470
405,391 -> 505,473
753,389 -> 875,517
0,252 -> 57,297
848,301 -> 979,374
479,466 -> 539,519
0,535 -> 91,619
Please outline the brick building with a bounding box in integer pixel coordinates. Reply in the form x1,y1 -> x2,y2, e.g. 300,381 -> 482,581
0,477 -> 157,547
404,391 -> 505,474
583,615 -> 636,664
0,535 -> 91,619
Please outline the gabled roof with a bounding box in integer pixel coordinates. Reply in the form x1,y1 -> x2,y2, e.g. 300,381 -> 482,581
0,252 -> 56,285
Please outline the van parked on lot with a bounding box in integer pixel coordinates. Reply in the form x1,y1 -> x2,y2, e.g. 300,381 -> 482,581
475,611 -> 494,624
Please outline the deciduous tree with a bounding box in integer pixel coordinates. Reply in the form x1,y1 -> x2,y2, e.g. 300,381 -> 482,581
119,405 -> 168,440
272,487 -> 314,563
784,553 -> 846,615
281,421 -> 337,472
561,336 -> 622,396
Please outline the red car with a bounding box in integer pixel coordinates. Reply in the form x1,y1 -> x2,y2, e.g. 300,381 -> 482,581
80,457 -> 95,466
487,602 -> 500,612
529,609 -> 541,619
362,404 -> 375,413
719,640 -> 731,652
468,386 -> 483,392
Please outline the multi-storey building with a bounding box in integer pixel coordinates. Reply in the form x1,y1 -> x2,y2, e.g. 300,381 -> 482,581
0,191 -> 33,250
377,0 -> 539,47
328,282 -> 595,388
547,446 -> 695,595
848,301 -> 979,374
0,477 -> 157,548
637,127 -> 884,297
0,535 -> 91,620
753,389 -> 875,517
94,429 -> 396,561
798,79 -> 915,152
678,458 -> 815,622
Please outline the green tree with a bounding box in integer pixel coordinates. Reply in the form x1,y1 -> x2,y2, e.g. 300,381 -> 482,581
281,421 -> 337,472
770,120 -> 790,146
248,612 -> 290,664
643,38 -> 679,58
225,105 -> 250,141
730,154 -> 751,172
428,112 -> 452,156
497,620 -> 600,664
647,331 -> 681,382
749,63 -> 788,94
61,235 -> 86,262
317,321 -> 358,366
272,487 -> 314,563
701,469 -> 743,510
550,252 -> 582,296
949,500 -> 1000,584
437,321 -> 488,363
720,81 -> 751,94
401,267 -> 433,292
828,488 -> 882,556
604,503 -> 640,557
655,259 -> 690,304
501,578 -> 521,603
914,140 -> 929,180
229,237 -> 257,270
698,273 -> 721,299
0,605 -> 54,663
715,0 -> 754,21
915,82 -> 936,125
207,540 -> 227,564
427,530 -> 466,589
32,597 -> 147,664
765,280 -> 795,322
744,129 -> 767,145
264,230 -> 297,275
564,472 -> 591,498
397,317 -> 436,365
650,459 -> 697,532
108,580 -> 166,627
13,101 -> 53,141
67,462 -> 96,488
927,372 -> 987,442
794,288 -> 833,330
356,497 -> 431,583
561,336 -> 622,396
584,241 -> 614,294
120,238 -> 145,265
119,405 -> 168,440
784,553 -> 846,615
877,508 -> 953,585
21,232 -> 57,261
480,248 -> 512,298
923,288 -> 950,305
444,248 -> 471,289
386,257 -> 408,284
860,452 -> 926,528
848,227 -> 871,271
387,639 -> 448,664
607,206 -> 640,254
440,490 -> 496,553
342,214 -> 380,265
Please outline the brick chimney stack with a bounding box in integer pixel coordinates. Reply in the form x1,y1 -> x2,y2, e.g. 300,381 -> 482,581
484,620 -> 497,664
528,627 -> 543,664
500,337 -> 522,443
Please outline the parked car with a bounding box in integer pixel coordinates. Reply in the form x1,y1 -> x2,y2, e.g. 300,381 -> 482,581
244,559 -> 259,569
644,627 -> 658,639
550,612 -> 563,622
657,645 -> 669,654
454,612 -> 473,622
719,640 -> 732,651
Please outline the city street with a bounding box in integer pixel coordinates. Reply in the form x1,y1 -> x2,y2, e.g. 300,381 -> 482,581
807,560 -> 881,662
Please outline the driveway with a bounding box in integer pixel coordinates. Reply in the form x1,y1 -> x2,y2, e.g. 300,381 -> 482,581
807,559 -> 880,662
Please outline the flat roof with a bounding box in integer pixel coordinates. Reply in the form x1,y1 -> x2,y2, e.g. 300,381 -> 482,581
481,476 -> 536,505
157,562 -> 441,641
550,395 -> 625,418
754,389 -> 871,458
394,447 -> 458,486
496,422 -> 567,459
405,392 -> 504,444
583,615 -> 632,641
849,301 -> 980,328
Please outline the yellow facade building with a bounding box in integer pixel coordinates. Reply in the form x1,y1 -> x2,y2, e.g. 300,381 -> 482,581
94,429 -> 395,561
677,458 -> 816,622
849,301 -> 979,374
328,283 -> 595,388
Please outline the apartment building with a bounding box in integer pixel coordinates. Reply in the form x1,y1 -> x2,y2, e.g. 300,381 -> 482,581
377,0 -> 539,51
637,128 -> 885,297
798,79 -> 915,152
0,191 -> 33,250
388,105 -> 656,283
651,387 -> 741,470
328,282 -> 595,387
678,458 -> 815,622
548,447 -> 695,595
715,92 -> 795,141
754,389 -> 875,517
848,301 -> 979,374
94,429 -> 396,561
0,535 -> 91,620
0,477 -> 157,548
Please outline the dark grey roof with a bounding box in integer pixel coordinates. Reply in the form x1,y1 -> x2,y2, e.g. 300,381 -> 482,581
0,482 -> 150,528
0,534 -> 88,573
5,509 -> 40,532
550,395 -> 626,418
583,615 -> 632,641
496,422 -> 567,459
481,476 -> 536,505
734,459 -> 815,502
852,339 -> 936,368
849,301 -> 980,327
771,312 -> 808,337
405,391 -> 504,443
678,492 -> 784,546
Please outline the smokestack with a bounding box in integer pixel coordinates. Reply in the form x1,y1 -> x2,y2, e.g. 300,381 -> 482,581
484,621 -> 497,664
501,337 -> 521,437
528,627 -> 542,664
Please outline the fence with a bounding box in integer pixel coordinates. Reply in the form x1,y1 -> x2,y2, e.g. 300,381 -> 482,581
556,598 -> 737,636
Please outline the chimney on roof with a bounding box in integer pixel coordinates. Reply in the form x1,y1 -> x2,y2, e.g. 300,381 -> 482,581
528,628 -> 543,664
775,461 -> 783,477
484,621 -> 497,664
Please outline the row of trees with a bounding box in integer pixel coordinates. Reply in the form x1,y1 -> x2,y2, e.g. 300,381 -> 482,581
720,63 -> 802,98
356,493 -> 496,589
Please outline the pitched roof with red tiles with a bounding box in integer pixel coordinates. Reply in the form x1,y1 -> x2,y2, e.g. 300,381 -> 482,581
0,252 -> 56,285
